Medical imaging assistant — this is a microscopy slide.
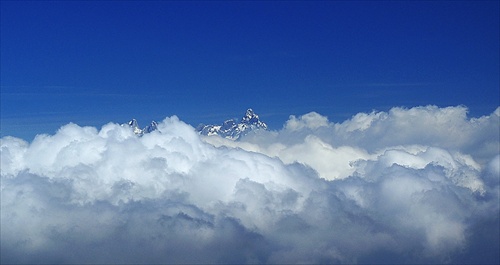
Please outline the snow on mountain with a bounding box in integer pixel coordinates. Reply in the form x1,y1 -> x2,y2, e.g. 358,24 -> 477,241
196,108 -> 268,140
124,109 -> 267,139
143,121 -> 158,134
123,119 -> 158,136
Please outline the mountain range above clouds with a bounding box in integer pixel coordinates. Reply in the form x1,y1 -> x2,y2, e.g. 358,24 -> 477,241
196,108 -> 268,140
125,108 -> 268,140
125,119 -> 159,136
2,105 -> 499,264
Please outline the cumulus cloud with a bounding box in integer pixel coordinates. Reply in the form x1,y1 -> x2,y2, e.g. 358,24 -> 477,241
1,106 -> 499,264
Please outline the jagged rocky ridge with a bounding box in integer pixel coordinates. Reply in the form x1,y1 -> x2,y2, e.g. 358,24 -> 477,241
124,109 -> 268,140
123,119 -> 158,136
196,109 -> 268,140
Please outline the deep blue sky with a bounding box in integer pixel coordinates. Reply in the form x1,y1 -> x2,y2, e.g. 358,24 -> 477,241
1,1 -> 499,141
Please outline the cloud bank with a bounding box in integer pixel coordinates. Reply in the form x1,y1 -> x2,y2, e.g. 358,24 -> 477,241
1,105 -> 499,264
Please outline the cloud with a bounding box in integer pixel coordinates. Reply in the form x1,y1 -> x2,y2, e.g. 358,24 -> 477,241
1,106 -> 499,264
284,112 -> 329,131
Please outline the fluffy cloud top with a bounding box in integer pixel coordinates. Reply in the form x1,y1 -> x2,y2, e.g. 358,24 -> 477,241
1,106 -> 499,264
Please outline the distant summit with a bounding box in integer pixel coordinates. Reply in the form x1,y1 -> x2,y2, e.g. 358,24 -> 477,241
124,108 -> 267,139
123,119 -> 158,136
196,108 -> 268,140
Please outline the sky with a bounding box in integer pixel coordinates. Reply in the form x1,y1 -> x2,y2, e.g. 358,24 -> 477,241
1,0 -> 499,140
1,1 -> 500,264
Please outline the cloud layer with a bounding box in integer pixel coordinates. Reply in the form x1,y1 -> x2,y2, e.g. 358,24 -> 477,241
1,105 -> 499,264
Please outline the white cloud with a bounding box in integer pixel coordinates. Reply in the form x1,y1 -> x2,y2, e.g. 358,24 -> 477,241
284,112 -> 329,131
1,105 -> 499,264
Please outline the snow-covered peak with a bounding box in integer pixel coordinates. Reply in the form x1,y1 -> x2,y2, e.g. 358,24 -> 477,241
243,108 -> 255,119
242,108 -> 257,123
128,119 -> 139,128
241,108 -> 267,129
143,121 -> 158,134
197,108 -> 268,140
123,119 -> 158,136
124,109 -> 267,139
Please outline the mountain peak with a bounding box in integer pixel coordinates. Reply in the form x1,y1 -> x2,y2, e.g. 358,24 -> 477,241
241,108 -> 259,124
143,121 -> 158,134
125,108 -> 267,139
123,119 -> 158,136
245,108 -> 255,118
197,108 -> 268,140
128,119 -> 139,128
